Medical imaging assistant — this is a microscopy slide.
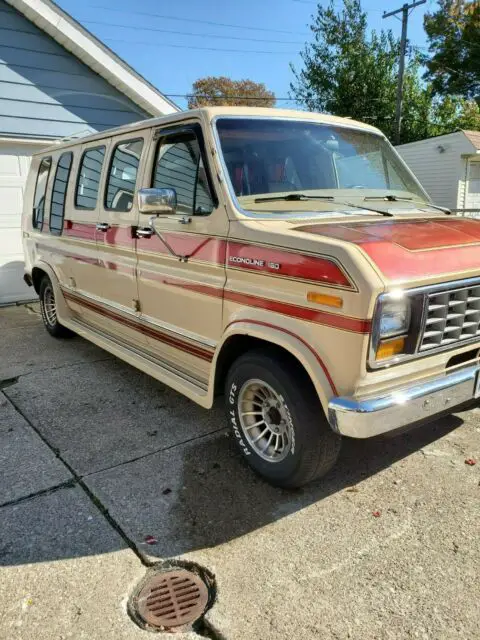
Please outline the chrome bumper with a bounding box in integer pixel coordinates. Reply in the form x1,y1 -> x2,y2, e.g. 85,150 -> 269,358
328,363 -> 480,438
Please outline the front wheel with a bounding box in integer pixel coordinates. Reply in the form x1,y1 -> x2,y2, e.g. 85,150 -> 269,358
225,349 -> 341,488
39,276 -> 73,338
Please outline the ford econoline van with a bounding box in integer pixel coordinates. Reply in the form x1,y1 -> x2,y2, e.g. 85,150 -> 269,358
22,107 -> 480,487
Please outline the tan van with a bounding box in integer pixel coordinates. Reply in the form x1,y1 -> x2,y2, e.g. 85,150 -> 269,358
22,107 -> 480,487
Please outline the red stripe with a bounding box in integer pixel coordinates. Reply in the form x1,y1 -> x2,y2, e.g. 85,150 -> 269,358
298,219 -> 480,281
227,241 -> 352,288
63,291 -> 213,361
101,225 -> 134,249
138,232 -> 227,264
224,290 -> 371,333
225,319 -> 337,395
143,272 -> 369,333
64,221 -> 97,241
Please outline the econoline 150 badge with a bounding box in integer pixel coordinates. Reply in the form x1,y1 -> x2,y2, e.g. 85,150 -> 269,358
229,256 -> 281,270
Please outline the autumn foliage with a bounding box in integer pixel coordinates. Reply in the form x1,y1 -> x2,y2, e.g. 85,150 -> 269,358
187,76 -> 275,109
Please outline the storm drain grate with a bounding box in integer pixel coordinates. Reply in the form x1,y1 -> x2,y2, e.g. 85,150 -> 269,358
135,569 -> 209,629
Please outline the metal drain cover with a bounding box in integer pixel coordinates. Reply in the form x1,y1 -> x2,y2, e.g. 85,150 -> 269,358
136,569 -> 209,629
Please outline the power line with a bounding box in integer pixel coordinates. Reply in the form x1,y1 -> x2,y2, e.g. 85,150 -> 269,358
80,19 -> 304,45
102,37 -> 298,55
63,3 -> 309,36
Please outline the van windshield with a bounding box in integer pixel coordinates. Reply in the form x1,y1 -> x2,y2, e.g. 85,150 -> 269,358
215,118 -> 428,213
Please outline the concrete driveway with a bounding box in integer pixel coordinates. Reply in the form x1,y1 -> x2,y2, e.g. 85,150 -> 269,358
1,304 -> 479,640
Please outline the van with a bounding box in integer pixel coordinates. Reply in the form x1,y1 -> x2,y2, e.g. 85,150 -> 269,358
22,107 -> 480,488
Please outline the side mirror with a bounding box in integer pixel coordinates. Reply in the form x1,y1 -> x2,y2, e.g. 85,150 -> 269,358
138,188 -> 177,215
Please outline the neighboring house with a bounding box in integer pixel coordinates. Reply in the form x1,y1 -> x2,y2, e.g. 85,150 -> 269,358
0,0 -> 178,305
397,130 -> 480,211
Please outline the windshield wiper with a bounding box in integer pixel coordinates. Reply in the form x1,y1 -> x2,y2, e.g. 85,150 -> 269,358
254,193 -> 334,203
364,194 -> 451,214
253,192 -> 393,216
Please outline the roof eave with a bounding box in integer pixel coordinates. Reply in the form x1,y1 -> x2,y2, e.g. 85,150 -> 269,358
3,0 -> 180,116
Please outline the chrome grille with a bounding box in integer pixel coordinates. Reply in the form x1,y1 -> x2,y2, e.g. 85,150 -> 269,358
420,284 -> 480,351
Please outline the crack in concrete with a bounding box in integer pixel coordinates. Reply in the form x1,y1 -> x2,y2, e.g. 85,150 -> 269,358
1,357 -> 114,383
3,393 -> 147,565
81,427 -> 228,480
0,479 -> 77,509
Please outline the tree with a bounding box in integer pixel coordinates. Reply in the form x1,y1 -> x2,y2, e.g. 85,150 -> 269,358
187,77 -> 275,108
290,0 -> 480,143
290,0 -> 427,142
423,0 -> 480,100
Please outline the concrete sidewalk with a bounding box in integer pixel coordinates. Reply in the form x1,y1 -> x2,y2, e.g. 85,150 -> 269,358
1,304 -> 479,639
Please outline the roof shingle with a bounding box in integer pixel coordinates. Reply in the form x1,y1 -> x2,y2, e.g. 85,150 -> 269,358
463,130 -> 480,150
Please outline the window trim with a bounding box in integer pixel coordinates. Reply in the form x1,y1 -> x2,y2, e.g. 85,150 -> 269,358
104,136 -> 145,212
74,144 -> 106,211
32,156 -> 52,231
151,124 -> 218,215
49,151 -> 73,236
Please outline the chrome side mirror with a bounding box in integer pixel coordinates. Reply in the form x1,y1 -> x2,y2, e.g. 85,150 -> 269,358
138,188 -> 177,215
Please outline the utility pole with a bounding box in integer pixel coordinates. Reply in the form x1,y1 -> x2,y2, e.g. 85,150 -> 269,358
383,0 -> 426,144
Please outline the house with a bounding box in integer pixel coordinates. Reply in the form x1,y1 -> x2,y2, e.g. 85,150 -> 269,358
0,0 -> 179,305
397,130 -> 480,212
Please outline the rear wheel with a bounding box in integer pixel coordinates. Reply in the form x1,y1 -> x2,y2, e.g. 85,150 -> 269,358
39,276 -> 73,338
225,349 -> 341,488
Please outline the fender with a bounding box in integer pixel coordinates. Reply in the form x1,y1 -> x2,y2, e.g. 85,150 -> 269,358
208,319 -> 337,413
31,260 -> 72,325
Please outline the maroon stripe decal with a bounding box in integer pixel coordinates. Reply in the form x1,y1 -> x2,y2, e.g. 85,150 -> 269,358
63,291 -> 214,361
226,241 -> 353,288
225,319 -> 337,395
224,290 -> 371,334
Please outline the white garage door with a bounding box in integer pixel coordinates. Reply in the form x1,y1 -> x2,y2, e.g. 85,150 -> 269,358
0,142 -> 42,305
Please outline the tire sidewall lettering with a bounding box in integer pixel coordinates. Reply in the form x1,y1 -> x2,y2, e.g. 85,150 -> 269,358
229,388 -> 251,456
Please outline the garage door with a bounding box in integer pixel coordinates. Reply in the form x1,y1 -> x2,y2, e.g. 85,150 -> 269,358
0,143 -> 41,305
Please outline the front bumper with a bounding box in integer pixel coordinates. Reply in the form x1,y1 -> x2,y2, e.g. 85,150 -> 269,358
328,363 -> 480,438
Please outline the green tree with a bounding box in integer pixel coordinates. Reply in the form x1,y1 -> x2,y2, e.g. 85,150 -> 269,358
290,0 -> 480,142
290,0 -> 427,142
188,77 -> 275,108
423,0 -> 480,100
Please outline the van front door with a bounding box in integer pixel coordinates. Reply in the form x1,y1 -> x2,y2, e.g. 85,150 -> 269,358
136,123 -> 227,387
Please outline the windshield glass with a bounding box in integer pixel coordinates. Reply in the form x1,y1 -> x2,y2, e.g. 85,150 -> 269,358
215,118 -> 428,212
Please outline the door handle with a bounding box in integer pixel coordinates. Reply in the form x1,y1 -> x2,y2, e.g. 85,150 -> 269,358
136,227 -> 153,238
96,222 -> 110,232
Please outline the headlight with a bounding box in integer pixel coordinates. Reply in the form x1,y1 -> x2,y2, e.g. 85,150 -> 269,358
369,290 -> 424,368
379,298 -> 411,338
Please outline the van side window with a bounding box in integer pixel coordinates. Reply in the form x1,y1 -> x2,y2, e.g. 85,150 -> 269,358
33,156 -> 52,230
75,146 -> 106,210
152,132 -> 214,216
105,138 -> 144,212
49,152 -> 73,235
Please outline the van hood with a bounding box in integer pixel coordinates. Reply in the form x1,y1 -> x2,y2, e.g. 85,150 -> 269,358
293,217 -> 480,285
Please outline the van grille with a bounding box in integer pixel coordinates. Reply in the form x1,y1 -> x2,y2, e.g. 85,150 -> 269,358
420,284 -> 480,351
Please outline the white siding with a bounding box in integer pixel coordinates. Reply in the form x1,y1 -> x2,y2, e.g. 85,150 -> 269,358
397,132 -> 476,209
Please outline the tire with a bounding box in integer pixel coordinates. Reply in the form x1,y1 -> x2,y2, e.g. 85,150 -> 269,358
39,276 -> 73,338
225,349 -> 341,488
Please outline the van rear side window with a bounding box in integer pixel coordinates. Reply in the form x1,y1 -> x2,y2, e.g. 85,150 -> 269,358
50,152 -> 73,236
75,146 -> 106,210
33,157 -> 52,230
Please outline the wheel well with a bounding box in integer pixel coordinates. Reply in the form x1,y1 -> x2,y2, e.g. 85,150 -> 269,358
31,267 -> 48,294
214,334 -> 316,397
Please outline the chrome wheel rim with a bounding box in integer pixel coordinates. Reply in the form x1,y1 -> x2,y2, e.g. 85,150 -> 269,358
238,379 -> 293,463
42,285 -> 57,327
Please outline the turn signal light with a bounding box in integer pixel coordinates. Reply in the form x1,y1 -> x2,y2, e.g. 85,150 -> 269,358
307,292 -> 343,308
376,336 -> 406,361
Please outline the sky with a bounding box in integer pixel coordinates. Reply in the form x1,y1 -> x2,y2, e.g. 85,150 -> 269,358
56,0 -> 438,111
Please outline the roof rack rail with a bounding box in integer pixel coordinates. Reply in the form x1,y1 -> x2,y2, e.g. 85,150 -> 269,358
57,129 -> 93,143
